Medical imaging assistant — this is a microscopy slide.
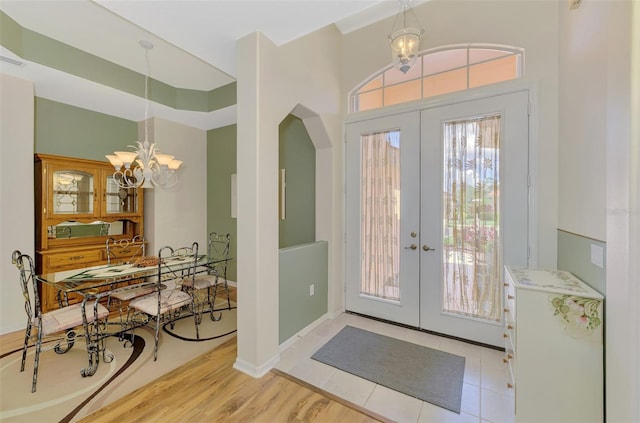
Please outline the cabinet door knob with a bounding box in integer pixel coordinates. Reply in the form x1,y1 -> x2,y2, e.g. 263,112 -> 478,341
507,324 -> 514,330
503,333 -> 509,338
507,295 -> 514,300
507,383 -> 514,389
504,308 -> 510,313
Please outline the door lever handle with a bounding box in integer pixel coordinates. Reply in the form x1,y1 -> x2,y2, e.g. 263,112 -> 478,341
404,244 -> 417,250
422,245 -> 435,252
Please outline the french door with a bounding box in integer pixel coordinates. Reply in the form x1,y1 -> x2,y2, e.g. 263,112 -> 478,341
345,112 -> 421,327
345,91 -> 530,346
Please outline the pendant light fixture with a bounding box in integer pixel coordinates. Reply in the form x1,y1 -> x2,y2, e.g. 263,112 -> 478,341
106,40 -> 182,189
389,0 -> 424,74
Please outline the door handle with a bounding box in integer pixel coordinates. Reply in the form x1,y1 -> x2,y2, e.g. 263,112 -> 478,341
422,245 -> 435,252
404,244 -> 417,250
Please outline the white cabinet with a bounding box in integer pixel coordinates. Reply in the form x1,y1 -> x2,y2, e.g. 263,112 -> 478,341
504,266 -> 604,423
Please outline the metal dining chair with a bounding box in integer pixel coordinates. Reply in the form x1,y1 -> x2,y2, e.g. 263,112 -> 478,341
12,250 -> 109,392
105,235 -> 145,265
106,235 -> 156,326
181,232 -> 232,325
124,243 -> 199,360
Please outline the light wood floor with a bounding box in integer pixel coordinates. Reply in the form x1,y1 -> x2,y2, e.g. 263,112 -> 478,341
1,287 -> 388,423
80,337 -> 386,423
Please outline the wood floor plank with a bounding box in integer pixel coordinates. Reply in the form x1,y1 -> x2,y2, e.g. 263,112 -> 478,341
77,336 -> 384,423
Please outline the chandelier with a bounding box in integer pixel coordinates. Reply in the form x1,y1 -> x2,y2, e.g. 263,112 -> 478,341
388,0 -> 424,74
106,40 -> 182,189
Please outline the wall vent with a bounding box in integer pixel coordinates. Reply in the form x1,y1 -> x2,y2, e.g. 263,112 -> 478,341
0,55 -> 25,67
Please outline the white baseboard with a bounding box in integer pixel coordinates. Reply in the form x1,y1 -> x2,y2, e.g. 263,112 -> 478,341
328,306 -> 345,319
233,353 -> 280,378
278,313 -> 330,352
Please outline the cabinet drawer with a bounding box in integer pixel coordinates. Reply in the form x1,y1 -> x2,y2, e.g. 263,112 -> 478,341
46,249 -> 103,268
504,336 -> 516,379
504,278 -> 516,318
505,316 -> 516,349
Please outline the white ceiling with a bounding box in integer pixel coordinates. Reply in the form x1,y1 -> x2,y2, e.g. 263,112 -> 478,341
0,0 -> 413,129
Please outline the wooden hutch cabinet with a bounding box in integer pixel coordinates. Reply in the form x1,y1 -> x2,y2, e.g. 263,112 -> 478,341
35,154 -> 144,312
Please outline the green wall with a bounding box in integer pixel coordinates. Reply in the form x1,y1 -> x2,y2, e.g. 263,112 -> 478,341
278,115 -> 316,248
557,229 -> 606,295
279,241 -> 328,343
207,124 -> 237,282
35,97 -> 137,161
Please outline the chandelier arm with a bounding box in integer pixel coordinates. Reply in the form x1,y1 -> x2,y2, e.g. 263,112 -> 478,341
150,168 -> 178,189
112,169 -> 143,189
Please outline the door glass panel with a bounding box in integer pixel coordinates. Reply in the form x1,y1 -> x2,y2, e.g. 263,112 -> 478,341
105,175 -> 138,214
442,114 -> 502,321
423,49 -> 467,76
353,89 -> 383,113
360,129 -> 401,301
384,79 -> 422,107
52,170 -> 94,214
469,55 -> 518,88
423,68 -> 467,99
468,48 -> 510,65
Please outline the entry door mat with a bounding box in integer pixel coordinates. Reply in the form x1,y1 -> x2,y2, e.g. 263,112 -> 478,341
311,325 -> 465,413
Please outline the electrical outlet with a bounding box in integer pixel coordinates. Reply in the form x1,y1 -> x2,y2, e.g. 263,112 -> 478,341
309,284 -> 315,296
590,244 -> 604,268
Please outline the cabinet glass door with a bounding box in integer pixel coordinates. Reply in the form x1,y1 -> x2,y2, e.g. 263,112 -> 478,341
104,175 -> 139,214
51,169 -> 94,215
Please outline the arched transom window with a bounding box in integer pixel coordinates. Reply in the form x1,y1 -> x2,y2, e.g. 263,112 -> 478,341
350,45 -> 524,113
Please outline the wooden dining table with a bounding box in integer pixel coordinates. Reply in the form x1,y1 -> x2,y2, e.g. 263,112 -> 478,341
35,253 -> 220,377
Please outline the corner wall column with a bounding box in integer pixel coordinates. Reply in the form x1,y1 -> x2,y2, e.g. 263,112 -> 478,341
233,33 -> 280,376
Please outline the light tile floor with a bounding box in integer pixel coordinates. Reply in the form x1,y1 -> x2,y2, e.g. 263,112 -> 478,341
275,313 -> 515,423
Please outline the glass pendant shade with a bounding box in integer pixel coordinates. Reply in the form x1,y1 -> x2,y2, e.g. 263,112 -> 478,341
154,154 -> 175,167
388,0 -> 424,74
168,160 -> 182,171
390,27 -> 422,74
113,151 -> 139,167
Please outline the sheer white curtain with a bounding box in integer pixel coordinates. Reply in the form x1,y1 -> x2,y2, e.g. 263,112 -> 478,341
360,130 -> 401,301
442,115 -> 502,321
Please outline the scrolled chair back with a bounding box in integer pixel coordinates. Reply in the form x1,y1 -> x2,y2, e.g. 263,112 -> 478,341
105,235 -> 146,265
12,250 -> 40,322
207,233 -> 230,261
207,232 -> 230,276
157,242 -> 199,289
